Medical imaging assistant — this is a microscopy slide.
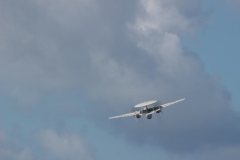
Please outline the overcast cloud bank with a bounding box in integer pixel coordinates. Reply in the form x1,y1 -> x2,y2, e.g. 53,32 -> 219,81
0,0 -> 240,159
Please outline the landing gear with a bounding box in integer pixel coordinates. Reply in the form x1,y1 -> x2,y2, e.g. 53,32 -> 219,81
147,114 -> 152,119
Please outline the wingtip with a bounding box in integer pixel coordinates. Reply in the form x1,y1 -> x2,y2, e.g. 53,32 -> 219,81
180,98 -> 185,101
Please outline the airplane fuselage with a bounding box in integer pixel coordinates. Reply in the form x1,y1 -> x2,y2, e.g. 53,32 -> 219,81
137,105 -> 162,119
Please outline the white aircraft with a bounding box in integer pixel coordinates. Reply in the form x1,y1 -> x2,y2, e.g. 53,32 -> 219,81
109,98 -> 185,120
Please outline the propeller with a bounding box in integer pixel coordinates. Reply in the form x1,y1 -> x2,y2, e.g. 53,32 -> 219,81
132,107 -> 142,121
132,108 -> 138,121
160,106 -> 163,114
156,106 -> 163,115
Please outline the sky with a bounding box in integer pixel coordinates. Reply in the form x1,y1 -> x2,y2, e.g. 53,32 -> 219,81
0,0 -> 240,160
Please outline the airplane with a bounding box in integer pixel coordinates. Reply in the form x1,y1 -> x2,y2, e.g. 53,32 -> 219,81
109,98 -> 185,120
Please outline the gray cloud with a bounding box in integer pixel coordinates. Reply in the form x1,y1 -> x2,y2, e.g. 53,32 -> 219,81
92,0 -> 240,158
0,0 -> 240,159
0,0 -> 139,106
0,129 -> 33,160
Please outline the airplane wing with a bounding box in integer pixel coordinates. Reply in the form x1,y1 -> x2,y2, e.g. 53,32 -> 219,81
161,98 -> 185,108
109,112 -> 137,119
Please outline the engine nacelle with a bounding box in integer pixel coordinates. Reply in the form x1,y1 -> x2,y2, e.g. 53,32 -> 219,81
147,114 -> 152,119
136,115 -> 141,118
156,110 -> 161,113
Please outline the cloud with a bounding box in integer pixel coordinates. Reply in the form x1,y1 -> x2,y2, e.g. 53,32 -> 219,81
37,129 -> 94,160
0,129 -> 33,160
98,0 -> 240,158
103,0 -> 239,148
0,0 -> 240,159
133,0 -> 206,36
0,0 -> 138,106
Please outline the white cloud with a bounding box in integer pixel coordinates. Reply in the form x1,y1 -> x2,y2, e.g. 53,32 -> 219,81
38,129 -> 94,160
133,0 -> 206,36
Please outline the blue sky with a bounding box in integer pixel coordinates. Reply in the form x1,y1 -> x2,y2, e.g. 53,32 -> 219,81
0,0 -> 240,160
183,0 -> 240,109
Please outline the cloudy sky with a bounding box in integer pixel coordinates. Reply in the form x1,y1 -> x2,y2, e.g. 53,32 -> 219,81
0,0 -> 240,159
